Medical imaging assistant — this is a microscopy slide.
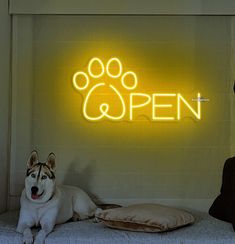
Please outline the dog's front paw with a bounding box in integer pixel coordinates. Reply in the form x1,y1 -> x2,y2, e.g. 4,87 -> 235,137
34,231 -> 46,244
23,235 -> 33,244
22,228 -> 33,244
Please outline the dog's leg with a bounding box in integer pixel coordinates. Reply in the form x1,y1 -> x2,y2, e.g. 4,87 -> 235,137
34,222 -> 55,244
34,210 -> 57,244
23,227 -> 33,244
73,208 -> 102,223
17,224 -> 33,244
16,222 -> 34,244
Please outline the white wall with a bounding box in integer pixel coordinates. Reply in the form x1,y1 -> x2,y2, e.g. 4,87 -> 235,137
9,15 -> 233,211
0,0 -> 10,213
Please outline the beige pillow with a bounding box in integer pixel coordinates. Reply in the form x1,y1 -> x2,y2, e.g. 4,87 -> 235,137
96,203 -> 195,232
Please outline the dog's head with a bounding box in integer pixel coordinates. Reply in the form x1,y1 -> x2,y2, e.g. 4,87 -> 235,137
25,151 -> 56,203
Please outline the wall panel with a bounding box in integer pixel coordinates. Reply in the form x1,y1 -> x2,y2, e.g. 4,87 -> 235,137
0,0 -> 10,213
9,15 -> 232,211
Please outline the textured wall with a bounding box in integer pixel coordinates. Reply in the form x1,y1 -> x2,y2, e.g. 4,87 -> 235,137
0,0 -> 10,213
10,15 -> 233,211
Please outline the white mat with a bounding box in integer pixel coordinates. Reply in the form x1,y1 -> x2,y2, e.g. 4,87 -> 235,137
0,211 -> 234,244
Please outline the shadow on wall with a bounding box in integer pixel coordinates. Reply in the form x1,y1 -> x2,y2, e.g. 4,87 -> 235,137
62,158 -> 101,203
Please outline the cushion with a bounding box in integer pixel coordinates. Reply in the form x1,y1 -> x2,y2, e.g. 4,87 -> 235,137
209,156 -> 235,230
96,203 -> 195,232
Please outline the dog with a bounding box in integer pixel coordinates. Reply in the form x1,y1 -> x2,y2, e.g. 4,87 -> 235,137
16,151 -> 99,244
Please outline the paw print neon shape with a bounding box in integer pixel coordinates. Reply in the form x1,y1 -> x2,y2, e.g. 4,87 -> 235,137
73,57 -> 137,121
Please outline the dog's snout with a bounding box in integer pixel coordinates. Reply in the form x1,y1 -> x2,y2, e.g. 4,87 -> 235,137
31,186 -> 38,194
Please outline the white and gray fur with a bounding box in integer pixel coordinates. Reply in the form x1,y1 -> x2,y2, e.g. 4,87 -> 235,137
17,151 -> 98,244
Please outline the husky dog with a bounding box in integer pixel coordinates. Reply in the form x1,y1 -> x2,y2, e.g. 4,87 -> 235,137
17,151 -> 98,244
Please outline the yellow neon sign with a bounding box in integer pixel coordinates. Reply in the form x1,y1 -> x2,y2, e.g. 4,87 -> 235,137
88,57 -> 105,78
83,83 -> 126,121
106,57 -> 123,78
72,71 -> 89,90
177,93 -> 201,120
122,71 -> 138,90
152,94 -> 176,121
130,93 -> 151,121
72,57 -> 207,122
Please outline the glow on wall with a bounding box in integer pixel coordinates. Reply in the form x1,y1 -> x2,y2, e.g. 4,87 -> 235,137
72,57 -> 208,122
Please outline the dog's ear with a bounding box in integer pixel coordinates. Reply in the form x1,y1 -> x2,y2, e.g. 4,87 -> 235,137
46,153 -> 56,172
27,150 -> 39,169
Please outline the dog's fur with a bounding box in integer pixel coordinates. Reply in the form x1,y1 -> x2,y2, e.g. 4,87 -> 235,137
17,151 -> 98,244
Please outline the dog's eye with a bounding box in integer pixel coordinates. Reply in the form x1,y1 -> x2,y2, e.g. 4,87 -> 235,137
31,173 -> 36,178
41,175 -> 47,180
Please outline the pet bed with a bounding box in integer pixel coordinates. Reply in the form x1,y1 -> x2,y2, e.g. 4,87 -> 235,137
0,210 -> 234,244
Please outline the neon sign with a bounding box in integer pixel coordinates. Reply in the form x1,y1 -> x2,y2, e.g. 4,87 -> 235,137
72,57 -> 207,122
